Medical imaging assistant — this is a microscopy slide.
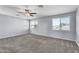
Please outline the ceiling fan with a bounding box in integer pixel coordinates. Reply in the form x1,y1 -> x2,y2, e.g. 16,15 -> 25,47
18,9 -> 37,17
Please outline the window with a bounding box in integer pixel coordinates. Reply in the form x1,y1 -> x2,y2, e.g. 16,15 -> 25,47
30,20 -> 38,29
60,16 -> 70,30
52,16 -> 70,31
52,18 -> 60,30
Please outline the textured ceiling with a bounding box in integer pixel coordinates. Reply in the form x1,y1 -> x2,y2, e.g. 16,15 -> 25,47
0,5 -> 78,20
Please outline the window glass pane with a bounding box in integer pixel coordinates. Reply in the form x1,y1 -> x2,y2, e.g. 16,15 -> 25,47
30,20 -> 38,29
31,21 -> 35,25
31,26 -> 35,29
61,16 -> 70,30
52,18 -> 60,30
31,20 -> 38,25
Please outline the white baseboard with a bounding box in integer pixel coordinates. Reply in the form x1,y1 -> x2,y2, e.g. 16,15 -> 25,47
31,33 -> 75,42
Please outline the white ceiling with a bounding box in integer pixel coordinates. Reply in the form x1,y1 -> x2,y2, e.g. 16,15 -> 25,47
0,5 -> 78,20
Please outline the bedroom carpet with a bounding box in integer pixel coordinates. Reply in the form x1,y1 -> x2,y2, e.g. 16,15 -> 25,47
0,34 -> 79,53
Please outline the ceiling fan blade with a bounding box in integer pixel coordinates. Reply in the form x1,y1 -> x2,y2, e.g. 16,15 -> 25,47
30,13 -> 37,14
18,12 -> 24,13
18,12 -> 26,15
25,9 -> 29,11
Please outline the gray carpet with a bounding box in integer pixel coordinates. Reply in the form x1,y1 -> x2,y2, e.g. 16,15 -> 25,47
0,34 -> 79,53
